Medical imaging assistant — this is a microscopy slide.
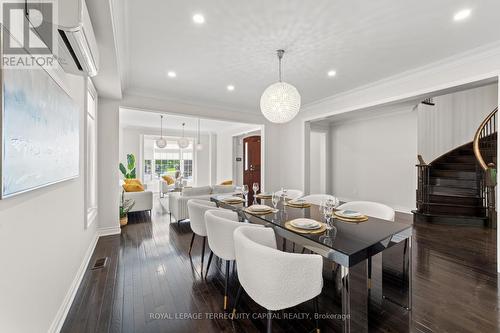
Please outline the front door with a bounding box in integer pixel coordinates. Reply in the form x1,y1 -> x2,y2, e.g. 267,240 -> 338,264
243,135 -> 261,202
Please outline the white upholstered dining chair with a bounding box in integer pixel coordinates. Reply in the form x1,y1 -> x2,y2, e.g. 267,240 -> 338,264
186,199 -> 217,272
204,209 -> 263,310
233,226 -> 323,332
337,201 -> 395,221
273,189 -> 304,200
300,194 -> 337,206
337,200 -> 396,290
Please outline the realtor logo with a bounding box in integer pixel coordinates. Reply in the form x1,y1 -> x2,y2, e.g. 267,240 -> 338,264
2,0 -> 57,68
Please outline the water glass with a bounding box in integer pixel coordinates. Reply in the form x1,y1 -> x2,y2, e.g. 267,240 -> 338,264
242,185 -> 249,202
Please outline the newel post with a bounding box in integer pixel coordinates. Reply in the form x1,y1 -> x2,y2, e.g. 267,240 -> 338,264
485,163 -> 497,229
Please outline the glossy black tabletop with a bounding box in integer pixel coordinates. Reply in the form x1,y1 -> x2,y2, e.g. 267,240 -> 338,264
211,195 -> 412,267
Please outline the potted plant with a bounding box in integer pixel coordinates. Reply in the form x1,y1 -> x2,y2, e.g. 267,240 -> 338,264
119,154 -> 137,179
120,191 -> 135,227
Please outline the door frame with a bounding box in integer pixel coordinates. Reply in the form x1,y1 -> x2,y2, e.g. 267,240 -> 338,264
231,128 -> 264,190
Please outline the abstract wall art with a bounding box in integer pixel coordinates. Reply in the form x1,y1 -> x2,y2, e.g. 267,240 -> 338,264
1,57 -> 79,198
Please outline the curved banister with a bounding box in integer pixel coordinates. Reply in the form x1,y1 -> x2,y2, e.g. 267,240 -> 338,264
473,107 -> 498,170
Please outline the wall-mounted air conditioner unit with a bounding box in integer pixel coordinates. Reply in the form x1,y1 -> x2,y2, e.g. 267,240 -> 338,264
30,0 -> 99,77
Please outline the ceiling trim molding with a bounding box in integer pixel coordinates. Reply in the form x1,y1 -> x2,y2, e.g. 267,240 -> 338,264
120,91 -> 265,125
300,41 -> 500,121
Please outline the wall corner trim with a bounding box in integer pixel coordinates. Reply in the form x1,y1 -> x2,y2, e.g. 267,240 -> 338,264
48,226 -> 121,332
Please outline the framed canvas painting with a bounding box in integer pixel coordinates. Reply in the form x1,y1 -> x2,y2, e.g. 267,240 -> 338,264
0,30 -> 79,198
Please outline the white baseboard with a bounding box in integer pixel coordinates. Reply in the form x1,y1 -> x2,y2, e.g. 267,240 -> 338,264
48,226 -> 120,332
97,225 -> 122,237
48,232 -> 99,333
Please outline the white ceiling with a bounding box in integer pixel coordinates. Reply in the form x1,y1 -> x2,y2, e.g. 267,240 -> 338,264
120,108 -> 259,133
121,0 -> 500,112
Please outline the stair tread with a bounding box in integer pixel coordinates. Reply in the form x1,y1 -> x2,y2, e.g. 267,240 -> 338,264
413,211 -> 487,220
430,192 -> 480,199
425,202 -> 484,208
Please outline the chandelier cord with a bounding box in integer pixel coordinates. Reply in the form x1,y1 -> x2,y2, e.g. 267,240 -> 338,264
160,115 -> 163,138
277,49 -> 284,82
279,56 -> 282,82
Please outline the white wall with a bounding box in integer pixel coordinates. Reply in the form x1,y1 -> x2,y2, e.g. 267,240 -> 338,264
0,74 -> 99,333
310,131 -> 327,194
98,99 -> 121,232
331,109 -> 417,212
418,84 -> 498,162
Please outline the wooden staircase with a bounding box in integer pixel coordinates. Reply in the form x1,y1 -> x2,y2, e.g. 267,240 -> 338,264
414,107 -> 497,227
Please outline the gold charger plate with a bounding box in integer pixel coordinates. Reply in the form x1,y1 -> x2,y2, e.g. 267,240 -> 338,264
333,212 -> 369,223
244,207 -> 276,215
255,194 -> 272,199
285,202 -> 311,208
223,198 -> 245,204
284,221 -> 327,234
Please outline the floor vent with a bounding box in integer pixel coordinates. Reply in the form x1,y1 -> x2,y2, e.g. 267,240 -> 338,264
91,257 -> 108,270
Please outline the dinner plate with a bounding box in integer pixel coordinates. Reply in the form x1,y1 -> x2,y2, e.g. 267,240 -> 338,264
288,199 -> 309,206
223,196 -> 244,202
248,204 -> 273,212
290,218 -> 321,230
336,210 -> 362,218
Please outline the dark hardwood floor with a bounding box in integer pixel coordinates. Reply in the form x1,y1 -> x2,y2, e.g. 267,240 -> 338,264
62,197 -> 498,333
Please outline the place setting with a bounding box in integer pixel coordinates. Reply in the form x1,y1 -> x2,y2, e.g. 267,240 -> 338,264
221,196 -> 246,205
244,204 -> 278,215
284,198 -> 311,208
334,209 -> 369,223
285,218 -> 327,234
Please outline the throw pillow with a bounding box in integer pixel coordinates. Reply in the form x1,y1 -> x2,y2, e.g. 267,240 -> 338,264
123,183 -> 144,192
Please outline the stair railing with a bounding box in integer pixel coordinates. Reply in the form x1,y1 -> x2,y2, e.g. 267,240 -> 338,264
473,107 -> 498,228
416,155 -> 430,214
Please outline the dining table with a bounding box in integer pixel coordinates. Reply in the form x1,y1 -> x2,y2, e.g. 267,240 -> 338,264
211,194 -> 412,333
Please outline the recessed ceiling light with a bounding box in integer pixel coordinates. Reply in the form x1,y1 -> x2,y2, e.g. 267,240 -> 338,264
327,70 -> 337,77
167,71 -> 176,78
193,14 -> 205,24
227,85 -> 235,91
454,9 -> 471,21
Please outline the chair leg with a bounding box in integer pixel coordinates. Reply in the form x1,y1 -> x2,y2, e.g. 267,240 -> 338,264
267,310 -> 272,333
232,284 -> 243,319
205,250 -> 214,277
188,233 -> 196,255
313,296 -> 320,332
224,260 -> 230,310
201,237 -> 206,273
301,247 -> 306,254
292,242 -> 295,252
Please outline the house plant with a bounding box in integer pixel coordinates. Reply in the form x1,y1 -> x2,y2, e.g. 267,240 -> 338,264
119,154 -> 137,179
120,191 -> 135,226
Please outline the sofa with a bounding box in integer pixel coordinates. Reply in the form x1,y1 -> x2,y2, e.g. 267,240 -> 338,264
122,179 -> 153,213
168,185 -> 241,222
123,190 -> 153,213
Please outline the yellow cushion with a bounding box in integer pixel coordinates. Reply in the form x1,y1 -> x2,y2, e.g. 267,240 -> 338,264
220,180 -> 233,185
124,178 -> 143,186
122,183 -> 144,192
162,175 -> 175,185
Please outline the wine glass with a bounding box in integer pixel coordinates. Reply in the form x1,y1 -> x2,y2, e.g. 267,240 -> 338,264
272,192 -> 280,209
320,199 -> 335,229
252,182 -> 259,204
281,188 -> 288,201
242,185 -> 249,203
